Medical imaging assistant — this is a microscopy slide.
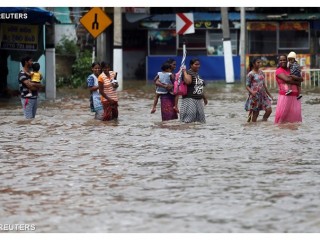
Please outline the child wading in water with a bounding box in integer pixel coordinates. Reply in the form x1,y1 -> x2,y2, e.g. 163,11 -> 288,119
286,51 -> 302,100
25,62 -> 42,97
151,62 -> 174,113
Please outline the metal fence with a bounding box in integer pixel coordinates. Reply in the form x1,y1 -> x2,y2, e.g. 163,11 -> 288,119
264,69 -> 320,89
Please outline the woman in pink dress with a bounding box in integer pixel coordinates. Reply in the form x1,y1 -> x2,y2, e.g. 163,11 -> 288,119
274,55 -> 304,124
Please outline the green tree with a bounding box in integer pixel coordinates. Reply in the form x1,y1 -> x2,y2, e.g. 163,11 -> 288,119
69,50 -> 92,88
55,35 -> 93,88
55,35 -> 78,55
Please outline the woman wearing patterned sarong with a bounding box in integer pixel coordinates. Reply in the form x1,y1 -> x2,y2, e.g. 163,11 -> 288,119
98,62 -> 119,121
155,58 -> 178,121
180,58 -> 208,123
87,62 -> 103,120
159,93 -> 177,121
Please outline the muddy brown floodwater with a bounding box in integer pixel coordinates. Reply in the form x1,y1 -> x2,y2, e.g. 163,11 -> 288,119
1,81 -> 320,232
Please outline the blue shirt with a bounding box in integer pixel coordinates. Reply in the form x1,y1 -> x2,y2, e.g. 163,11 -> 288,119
156,72 -> 172,94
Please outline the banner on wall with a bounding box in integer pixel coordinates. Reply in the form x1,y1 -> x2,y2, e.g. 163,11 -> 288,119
0,23 -> 38,51
247,22 -> 277,31
246,54 -> 310,71
279,22 -> 308,31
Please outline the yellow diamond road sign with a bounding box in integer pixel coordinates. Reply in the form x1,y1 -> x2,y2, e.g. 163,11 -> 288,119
80,7 -> 112,38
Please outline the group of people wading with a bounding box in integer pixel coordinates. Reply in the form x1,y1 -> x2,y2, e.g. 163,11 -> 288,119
245,52 -> 303,124
17,53 -> 303,125
86,57 -> 208,124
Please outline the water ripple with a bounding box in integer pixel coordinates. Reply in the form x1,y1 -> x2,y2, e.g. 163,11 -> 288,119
1,90 -> 320,232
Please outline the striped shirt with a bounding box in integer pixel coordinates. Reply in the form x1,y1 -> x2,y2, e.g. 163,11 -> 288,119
18,70 -> 38,99
289,61 -> 301,77
98,71 -> 118,102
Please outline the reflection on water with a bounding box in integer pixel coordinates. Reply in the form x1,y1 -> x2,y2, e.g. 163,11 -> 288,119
0,82 -> 320,233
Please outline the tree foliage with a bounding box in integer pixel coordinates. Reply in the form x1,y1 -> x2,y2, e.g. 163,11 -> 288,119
56,35 -> 92,88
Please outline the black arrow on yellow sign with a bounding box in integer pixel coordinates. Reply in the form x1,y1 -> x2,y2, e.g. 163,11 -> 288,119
92,14 -> 99,30
80,7 -> 112,38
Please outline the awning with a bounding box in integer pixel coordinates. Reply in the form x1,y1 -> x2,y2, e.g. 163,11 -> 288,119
139,12 -> 242,29
0,7 -> 59,24
143,12 -> 320,22
140,12 -> 320,29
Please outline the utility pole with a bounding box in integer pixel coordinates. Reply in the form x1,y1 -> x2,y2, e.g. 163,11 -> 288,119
113,7 -> 123,91
221,7 -> 234,83
96,8 -> 106,62
240,7 -> 246,84
45,24 -> 56,100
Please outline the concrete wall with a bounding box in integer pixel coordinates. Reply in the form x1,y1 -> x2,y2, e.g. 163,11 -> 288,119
147,56 -> 241,81
55,24 -> 77,44
123,50 -> 146,79
55,54 -> 76,79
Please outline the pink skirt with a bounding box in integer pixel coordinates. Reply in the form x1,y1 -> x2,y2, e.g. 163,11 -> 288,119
274,92 -> 302,124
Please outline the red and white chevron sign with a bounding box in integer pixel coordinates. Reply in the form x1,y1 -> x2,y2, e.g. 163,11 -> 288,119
176,13 -> 195,35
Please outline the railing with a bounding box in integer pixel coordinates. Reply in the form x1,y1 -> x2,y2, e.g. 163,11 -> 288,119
264,69 -> 320,89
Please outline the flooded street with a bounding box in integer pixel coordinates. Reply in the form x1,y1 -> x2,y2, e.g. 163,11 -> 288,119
1,82 -> 320,233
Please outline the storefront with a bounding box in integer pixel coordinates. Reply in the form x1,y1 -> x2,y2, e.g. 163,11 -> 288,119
0,7 -> 57,97
139,11 -> 320,81
246,21 -> 313,71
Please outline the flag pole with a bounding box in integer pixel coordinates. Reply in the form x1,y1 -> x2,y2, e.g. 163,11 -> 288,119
178,38 -> 187,85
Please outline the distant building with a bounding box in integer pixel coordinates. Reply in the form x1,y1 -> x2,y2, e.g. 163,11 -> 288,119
51,7 -> 320,81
